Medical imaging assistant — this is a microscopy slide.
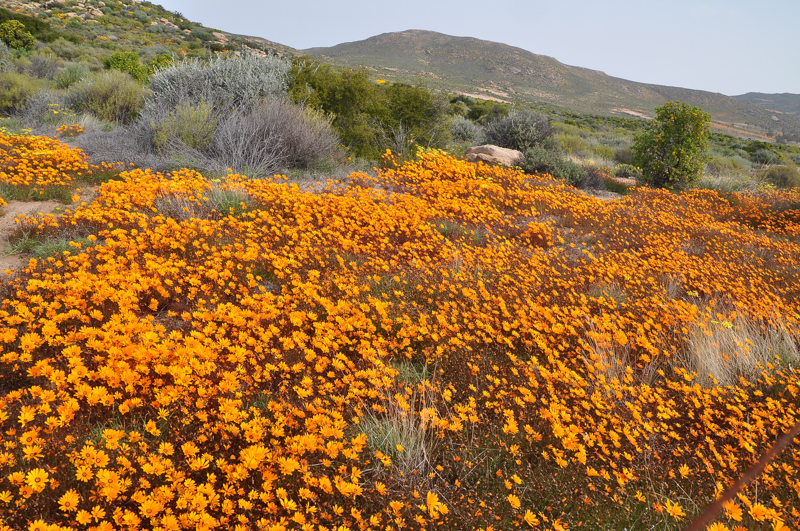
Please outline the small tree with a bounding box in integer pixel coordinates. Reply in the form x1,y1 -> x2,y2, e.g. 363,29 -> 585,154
632,101 -> 711,189
0,20 -> 35,51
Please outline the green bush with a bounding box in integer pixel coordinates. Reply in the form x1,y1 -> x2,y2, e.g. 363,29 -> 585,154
556,132 -> 589,155
632,100 -> 711,189
147,53 -> 172,75
290,59 -> 377,157
189,28 -> 213,41
751,148 -> 780,165
590,143 -> 616,160
55,62 -> 88,89
290,58 -> 449,159
0,71 -> 44,112
152,99 -> 217,153
0,20 -> 35,51
759,162 -> 800,188
379,82 -> 451,157
523,146 -> 588,187
449,95 -> 509,124
103,51 -> 148,83
706,156 -> 750,177
67,70 -> 148,124
484,110 -> 554,152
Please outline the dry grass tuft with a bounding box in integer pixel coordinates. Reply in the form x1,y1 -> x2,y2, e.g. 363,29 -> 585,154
685,314 -> 799,387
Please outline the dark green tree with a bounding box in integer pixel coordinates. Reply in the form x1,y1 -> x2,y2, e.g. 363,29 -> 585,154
632,100 -> 711,189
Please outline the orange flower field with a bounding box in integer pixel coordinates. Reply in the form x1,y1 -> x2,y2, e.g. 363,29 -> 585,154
0,131 -> 90,193
1,135 -> 800,531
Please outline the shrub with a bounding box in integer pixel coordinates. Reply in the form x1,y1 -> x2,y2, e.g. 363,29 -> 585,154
582,165 -> 609,189
759,162 -> 800,188
590,143 -> 616,161
612,163 -> 641,179
0,71 -> 44,112
18,90 -> 73,127
631,100 -> 711,189
290,59 -> 382,158
54,62 -> 88,89
152,99 -> 217,153
147,52 -> 172,75
556,132 -> 589,155
615,145 -> 633,164
0,40 -> 14,73
26,54 -> 60,79
0,20 -> 35,51
189,28 -> 213,41
523,146 -> 588,187
146,52 -> 289,113
705,156 -> 750,177
67,70 -> 148,124
147,25 -> 177,35
751,148 -> 779,165
377,83 -> 451,157
450,115 -> 485,145
290,58 -> 451,159
164,99 -> 338,177
484,109 -> 554,152
103,51 -> 148,83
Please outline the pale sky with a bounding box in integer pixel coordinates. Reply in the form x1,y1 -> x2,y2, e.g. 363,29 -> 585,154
156,0 -> 799,96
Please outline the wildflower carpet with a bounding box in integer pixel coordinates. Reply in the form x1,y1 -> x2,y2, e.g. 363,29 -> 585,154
1,132 -> 799,531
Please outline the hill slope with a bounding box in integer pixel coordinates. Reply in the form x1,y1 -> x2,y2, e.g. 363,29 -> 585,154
0,1 -> 298,58
734,92 -> 800,116
306,30 -> 800,139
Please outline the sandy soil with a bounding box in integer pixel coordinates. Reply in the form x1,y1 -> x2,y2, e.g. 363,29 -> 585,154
0,200 -> 61,272
0,187 -> 99,274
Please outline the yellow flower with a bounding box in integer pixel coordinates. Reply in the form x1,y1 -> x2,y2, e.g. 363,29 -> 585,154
24,468 -> 48,493
58,489 -> 80,512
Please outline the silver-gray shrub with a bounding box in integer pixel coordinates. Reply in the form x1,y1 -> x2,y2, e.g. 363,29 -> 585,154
450,115 -> 485,145
145,52 -> 289,113
0,41 -> 14,73
165,99 -> 339,177
18,90 -> 66,127
484,109 -> 554,152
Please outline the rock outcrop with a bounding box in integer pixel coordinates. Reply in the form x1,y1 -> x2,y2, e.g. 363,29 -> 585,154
464,145 -> 523,167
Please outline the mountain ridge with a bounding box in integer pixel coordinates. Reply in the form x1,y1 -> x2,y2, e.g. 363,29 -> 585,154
304,29 -> 800,140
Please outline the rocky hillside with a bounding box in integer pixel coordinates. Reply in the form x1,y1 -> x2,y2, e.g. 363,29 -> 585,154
0,0 -> 297,58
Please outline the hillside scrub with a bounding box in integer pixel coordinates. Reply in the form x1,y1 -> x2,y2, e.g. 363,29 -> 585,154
1,139 -> 800,530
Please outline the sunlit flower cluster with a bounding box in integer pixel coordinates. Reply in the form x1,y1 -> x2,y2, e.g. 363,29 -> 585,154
0,145 -> 799,531
56,125 -> 84,139
0,130 -> 90,192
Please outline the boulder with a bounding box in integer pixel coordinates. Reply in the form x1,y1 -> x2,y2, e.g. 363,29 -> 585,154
465,145 -> 523,167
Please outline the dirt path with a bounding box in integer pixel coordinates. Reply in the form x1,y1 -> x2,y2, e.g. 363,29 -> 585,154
0,187 -> 99,273
0,200 -> 61,272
